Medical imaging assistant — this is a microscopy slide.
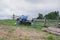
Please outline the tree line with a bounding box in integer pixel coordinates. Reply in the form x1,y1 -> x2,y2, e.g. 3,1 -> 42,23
37,11 -> 60,20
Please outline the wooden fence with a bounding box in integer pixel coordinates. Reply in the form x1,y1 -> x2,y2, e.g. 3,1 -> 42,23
33,19 -> 60,26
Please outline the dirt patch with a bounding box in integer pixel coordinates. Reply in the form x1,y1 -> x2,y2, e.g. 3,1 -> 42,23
42,27 -> 60,36
0,25 -> 49,40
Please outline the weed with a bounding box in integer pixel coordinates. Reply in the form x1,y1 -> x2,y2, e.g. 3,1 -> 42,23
0,37 -> 5,40
8,29 -> 15,33
47,34 -> 55,40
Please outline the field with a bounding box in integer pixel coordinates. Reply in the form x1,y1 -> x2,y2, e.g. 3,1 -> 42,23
0,20 -> 60,40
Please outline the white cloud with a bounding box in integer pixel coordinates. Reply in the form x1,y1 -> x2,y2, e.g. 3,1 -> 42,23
0,0 -> 60,19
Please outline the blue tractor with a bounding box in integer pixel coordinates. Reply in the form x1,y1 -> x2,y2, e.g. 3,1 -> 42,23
16,15 -> 33,25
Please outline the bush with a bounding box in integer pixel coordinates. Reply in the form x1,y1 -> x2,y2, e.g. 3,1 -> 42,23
47,35 -> 55,40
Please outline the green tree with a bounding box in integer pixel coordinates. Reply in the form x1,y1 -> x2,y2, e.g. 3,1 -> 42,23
44,11 -> 59,20
37,13 -> 43,19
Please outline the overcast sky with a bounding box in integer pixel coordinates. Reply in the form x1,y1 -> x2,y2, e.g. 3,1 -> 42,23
0,0 -> 60,19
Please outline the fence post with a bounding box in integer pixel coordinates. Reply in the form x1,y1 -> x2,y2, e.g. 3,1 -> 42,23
12,14 -> 15,20
44,17 -> 47,27
56,17 -> 59,26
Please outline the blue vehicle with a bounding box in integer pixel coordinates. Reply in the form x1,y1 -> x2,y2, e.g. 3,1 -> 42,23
16,15 -> 33,25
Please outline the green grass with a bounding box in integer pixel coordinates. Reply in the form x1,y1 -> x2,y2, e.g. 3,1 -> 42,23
46,34 -> 60,40
0,37 -> 5,40
0,20 -> 60,40
0,19 -> 59,30
0,20 -> 16,26
0,20 -> 42,30
47,34 -> 55,40
0,19 -> 60,30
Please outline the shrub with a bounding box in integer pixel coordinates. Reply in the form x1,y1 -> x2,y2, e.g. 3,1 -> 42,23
47,35 -> 55,40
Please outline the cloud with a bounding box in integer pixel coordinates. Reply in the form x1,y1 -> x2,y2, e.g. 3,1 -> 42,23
0,0 -> 60,19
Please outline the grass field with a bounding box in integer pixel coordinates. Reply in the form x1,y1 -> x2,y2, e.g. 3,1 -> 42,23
0,20 -> 16,26
0,20 -> 60,40
0,20 -> 42,30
